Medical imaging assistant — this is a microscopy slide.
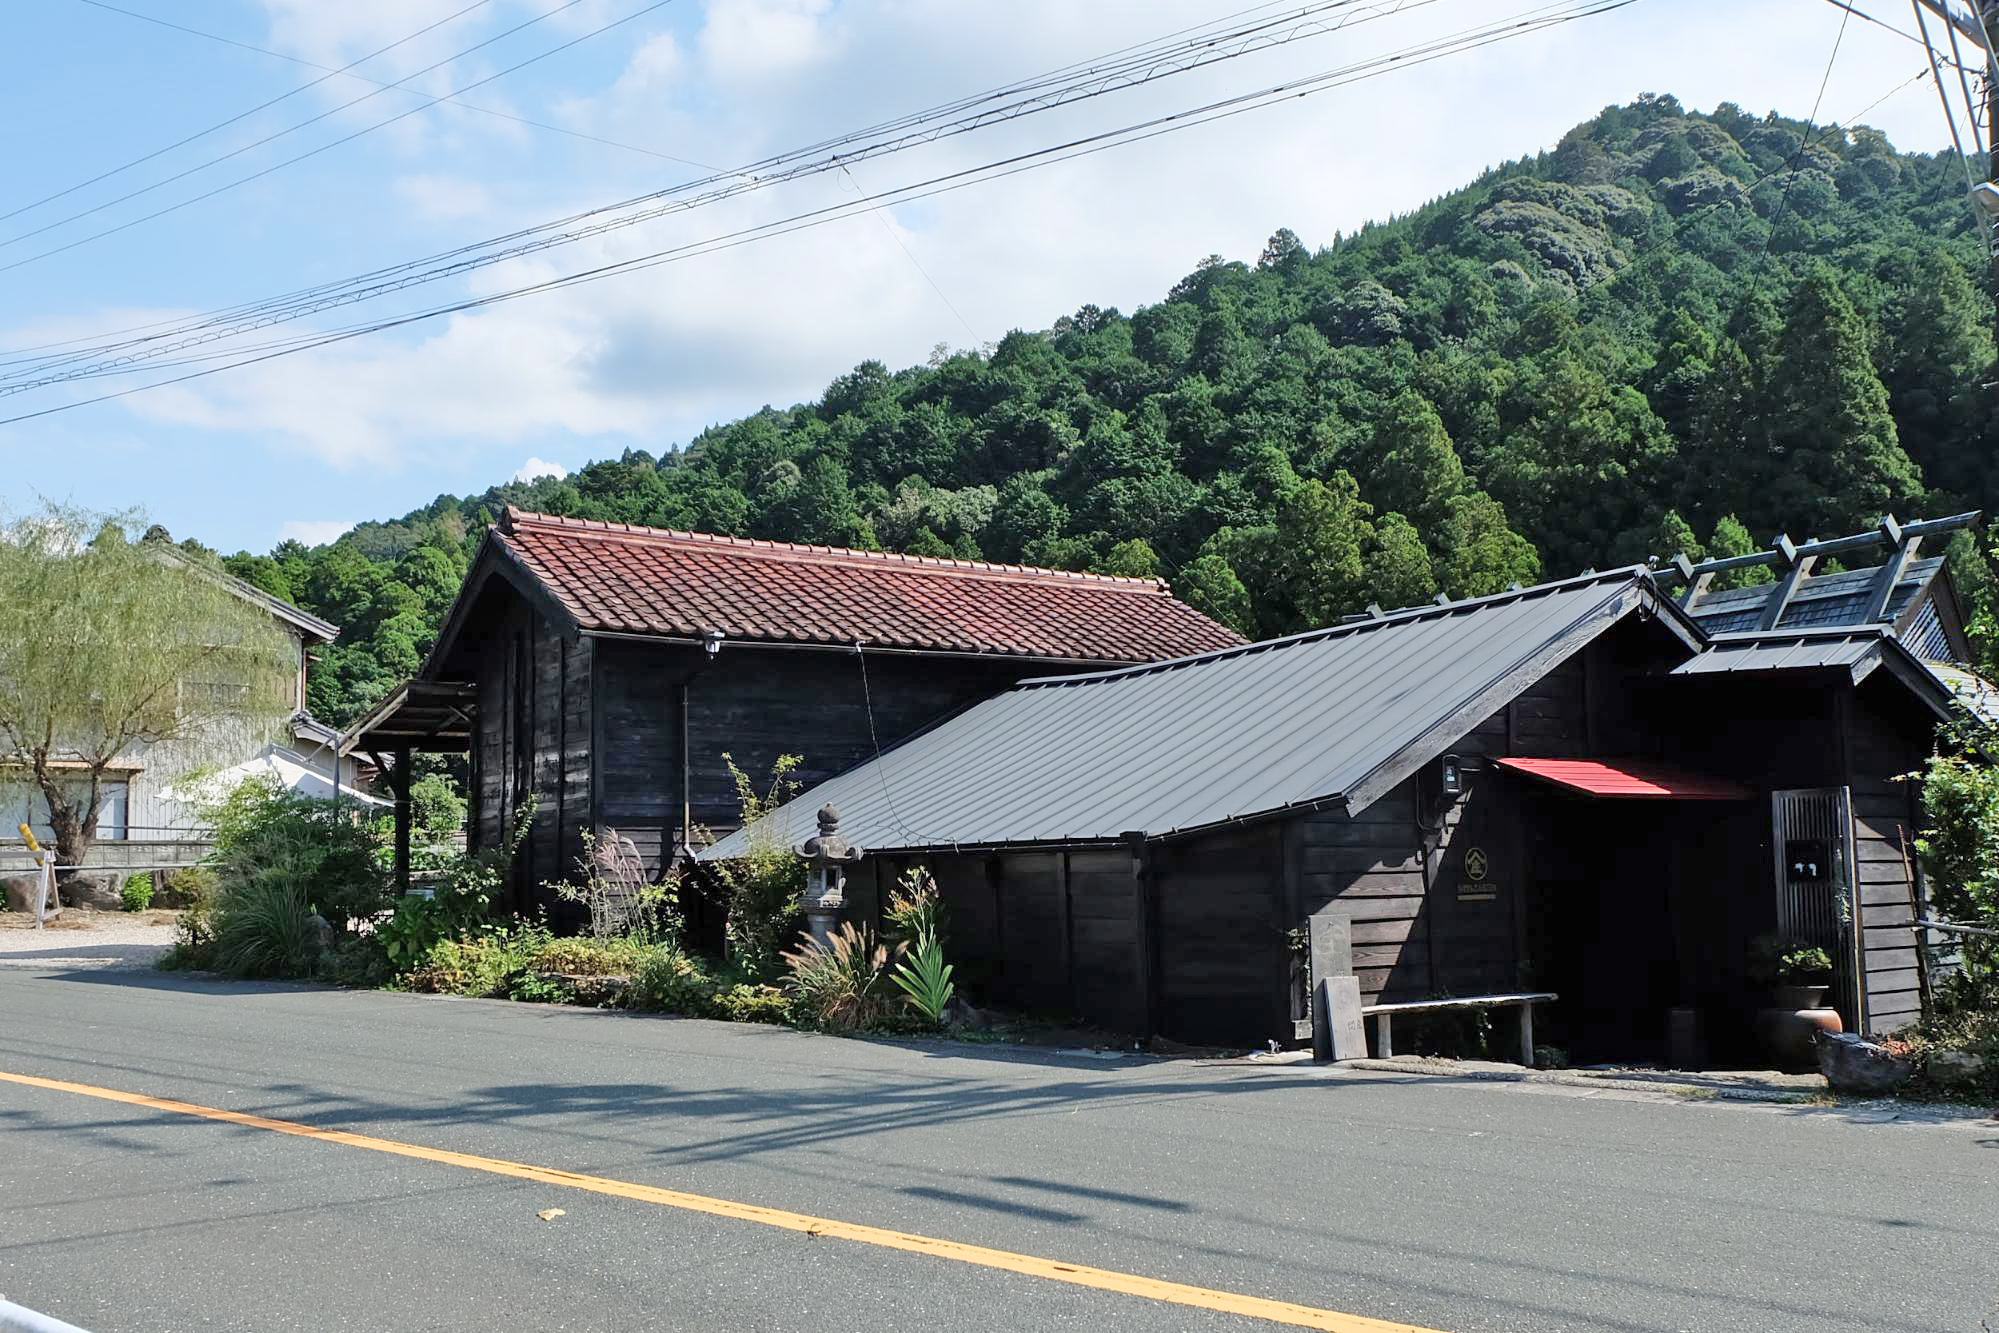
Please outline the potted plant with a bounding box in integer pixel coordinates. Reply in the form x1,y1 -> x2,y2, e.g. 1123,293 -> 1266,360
1750,936 -> 1842,1069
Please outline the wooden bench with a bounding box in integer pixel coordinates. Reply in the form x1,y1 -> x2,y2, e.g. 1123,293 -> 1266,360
1361,992 -> 1557,1066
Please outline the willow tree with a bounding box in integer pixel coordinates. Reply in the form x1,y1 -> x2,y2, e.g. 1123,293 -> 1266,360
0,508 -> 296,879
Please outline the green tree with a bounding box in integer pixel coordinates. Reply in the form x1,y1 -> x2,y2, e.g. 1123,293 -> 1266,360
1173,552 -> 1254,637
1365,512 -> 1439,609
1436,493 -> 1541,598
0,509 -> 296,874
1096,538 -> 1162,578
1759,268 -> 1924,533
1364,391 -> 1466,532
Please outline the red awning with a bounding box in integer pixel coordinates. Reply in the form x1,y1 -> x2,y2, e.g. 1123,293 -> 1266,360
1495,757 -> 1754,801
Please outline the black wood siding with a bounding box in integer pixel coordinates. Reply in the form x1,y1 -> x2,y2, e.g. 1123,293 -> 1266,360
590,640 -> 1032,875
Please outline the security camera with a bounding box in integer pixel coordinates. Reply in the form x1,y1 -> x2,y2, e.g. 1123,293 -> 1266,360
1970,181 -> 1999,218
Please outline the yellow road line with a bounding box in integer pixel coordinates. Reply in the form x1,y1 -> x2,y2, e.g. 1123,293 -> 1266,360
0,1067 -> 1445,1333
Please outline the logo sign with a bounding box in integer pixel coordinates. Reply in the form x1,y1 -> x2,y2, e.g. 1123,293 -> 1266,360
1464,847 -> 1489,882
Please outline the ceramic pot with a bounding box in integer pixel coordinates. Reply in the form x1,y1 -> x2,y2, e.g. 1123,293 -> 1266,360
1756,984 -> 1843,1070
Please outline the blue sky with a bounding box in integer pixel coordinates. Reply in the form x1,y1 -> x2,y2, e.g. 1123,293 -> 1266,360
0,0 -> 1954,554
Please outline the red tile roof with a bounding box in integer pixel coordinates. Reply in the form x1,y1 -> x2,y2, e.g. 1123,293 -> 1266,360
492,508 -> 1244,663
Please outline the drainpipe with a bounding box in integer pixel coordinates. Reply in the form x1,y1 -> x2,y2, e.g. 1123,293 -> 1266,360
677,630 -> 726,863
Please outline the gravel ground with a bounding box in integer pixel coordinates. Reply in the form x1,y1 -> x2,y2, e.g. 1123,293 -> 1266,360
0,910 -> 178,969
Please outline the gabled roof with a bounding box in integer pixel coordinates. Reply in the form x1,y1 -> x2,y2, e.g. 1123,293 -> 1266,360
706,568 -> 1695,857
153,543 -> 337,643
435,508 -> 1241,667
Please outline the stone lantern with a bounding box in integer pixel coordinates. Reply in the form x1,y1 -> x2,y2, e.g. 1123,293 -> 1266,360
796,805 -> 864,948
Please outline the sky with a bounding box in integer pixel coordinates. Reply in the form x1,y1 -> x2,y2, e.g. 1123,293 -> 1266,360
0,0 -> 1968,554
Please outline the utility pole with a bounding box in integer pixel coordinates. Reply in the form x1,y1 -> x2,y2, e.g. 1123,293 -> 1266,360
1910,0 -> 1999,339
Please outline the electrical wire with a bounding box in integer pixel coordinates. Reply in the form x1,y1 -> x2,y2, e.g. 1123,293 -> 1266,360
0,0 -> 1638,427
0,0 -> 1435,368
63,0 -> 718,173
0,0 -> 675,271
0,0 -> 1454,385
5,0 -> 500,228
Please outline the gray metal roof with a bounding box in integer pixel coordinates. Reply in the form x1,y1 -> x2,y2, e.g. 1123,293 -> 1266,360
1667,626 -> 1956,716
1685,557 -> 1941,635
706,569 -> 1680,857
1669,627 -> 1895,677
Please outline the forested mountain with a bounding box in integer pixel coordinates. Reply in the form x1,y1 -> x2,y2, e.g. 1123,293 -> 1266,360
214,95 -> 1999,724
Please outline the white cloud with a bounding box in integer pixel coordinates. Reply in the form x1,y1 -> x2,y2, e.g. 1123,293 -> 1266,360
278,519 -> 354,546
696,0 -> 838,86
113,0 -> 1950,479
395,174 -> 496,224
513,456 -> 569,482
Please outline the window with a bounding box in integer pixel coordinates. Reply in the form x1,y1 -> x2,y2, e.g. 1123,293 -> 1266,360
0,777 -> 130,843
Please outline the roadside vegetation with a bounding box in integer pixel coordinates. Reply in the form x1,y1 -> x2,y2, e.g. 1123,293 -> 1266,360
153,759 -> 970,1041
1908,712 -> 1999,1103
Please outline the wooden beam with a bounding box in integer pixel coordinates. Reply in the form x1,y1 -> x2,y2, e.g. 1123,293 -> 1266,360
1756,536 -> 1818,631
1860,532 -> 1922,624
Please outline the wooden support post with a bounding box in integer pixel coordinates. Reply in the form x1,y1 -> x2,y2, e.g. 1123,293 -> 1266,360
1519,1001 -> 1536,1068
1126,832 -> 1158,1040
392,745 -> 412,896
1375,1012 -> 1393,1058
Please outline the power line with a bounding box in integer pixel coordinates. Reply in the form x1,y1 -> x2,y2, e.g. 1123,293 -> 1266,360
0,0 -> 1434,369
6,0 -> 500,228
0,0 -> 676,271
0,0 -> 1638,426
0,0 -> 1448,382
63,0 -> 718,173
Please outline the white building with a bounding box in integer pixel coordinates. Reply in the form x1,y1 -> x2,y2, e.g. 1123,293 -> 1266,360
0,569 -> 379,881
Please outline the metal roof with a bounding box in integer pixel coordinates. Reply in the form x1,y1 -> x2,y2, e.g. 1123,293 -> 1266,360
705,569 -> 1681,857
1666,627 -> 1956,717
1669,627 -> 1895,677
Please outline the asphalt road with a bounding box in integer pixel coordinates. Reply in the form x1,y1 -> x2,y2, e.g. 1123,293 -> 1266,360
0,964 -> 1995,1333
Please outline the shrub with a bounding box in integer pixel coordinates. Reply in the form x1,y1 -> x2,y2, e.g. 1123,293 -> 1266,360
1919,745 -> 1999,997
378,797 -> 534,973
161,865 -> 216,910
120,873 -> 153,912
708,981 -> 792,1024
157,868 -> 222,970
209,850 -> 320,979
401,925 -> 549,998
699,754 -> 806,980
205,778 -> 388,930
782,923 -> 900,1030
319,933 -> 393,987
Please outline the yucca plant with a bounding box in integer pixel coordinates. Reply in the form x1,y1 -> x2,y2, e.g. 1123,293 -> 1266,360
781,922 -> 898,1030
890,929 -> 955,1025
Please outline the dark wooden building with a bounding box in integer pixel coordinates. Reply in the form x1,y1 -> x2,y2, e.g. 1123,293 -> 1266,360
345,508 -> 1240,915
711,519 -> 1977,1059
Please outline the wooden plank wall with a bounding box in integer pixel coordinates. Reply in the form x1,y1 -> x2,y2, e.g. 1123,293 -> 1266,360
592,641 -> 1029,875
1285,650 -> 1589,1014
1154,824 -> 1284,1043
897,849 -> 1143,1034
1290,780 -> 1427,1005
1846,684 -> 1928,1036
463,597 -> 592,916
